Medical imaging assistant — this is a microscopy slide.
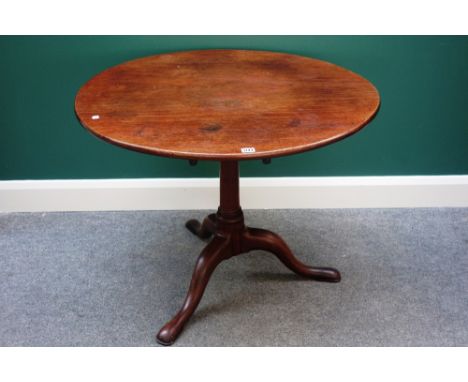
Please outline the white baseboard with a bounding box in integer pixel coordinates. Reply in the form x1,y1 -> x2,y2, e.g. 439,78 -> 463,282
1,176 -> 468,212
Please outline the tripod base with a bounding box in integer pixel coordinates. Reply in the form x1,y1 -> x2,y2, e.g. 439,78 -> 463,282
156,208 -> 340,346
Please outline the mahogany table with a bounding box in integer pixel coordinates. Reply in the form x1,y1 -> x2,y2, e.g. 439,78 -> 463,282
75,49 -> 380,345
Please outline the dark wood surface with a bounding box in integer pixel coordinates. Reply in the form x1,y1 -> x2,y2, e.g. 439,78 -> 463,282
75,49 -> 380,160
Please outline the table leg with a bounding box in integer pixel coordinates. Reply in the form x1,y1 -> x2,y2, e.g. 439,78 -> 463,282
185,213 -> 217,239
156,160 -> 340,345
241,227 -> 340,282
156,236 -> 231,346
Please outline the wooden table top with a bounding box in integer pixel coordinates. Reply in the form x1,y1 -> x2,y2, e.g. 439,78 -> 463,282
75,49 -> 380,160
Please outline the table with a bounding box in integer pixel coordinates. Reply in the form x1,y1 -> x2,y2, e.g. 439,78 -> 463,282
75,49 -> 380,345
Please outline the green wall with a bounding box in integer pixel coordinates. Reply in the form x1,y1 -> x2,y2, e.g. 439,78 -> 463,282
1,36 -> 467,180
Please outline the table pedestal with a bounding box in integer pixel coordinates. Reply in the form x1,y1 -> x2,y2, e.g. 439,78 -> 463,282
156,161 -> 341,345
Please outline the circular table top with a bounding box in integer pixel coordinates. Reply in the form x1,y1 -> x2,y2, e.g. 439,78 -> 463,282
75,49 -> 380,160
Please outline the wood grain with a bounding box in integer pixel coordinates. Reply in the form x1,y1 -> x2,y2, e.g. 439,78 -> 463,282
75,49 -> 380,160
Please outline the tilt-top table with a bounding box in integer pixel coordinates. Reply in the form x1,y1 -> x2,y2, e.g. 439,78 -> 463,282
75,49 -> 380,345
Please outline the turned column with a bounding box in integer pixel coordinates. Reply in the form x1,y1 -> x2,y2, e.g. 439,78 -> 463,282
218,161 -> 240,213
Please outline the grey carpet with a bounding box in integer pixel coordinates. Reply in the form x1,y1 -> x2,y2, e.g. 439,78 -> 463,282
0,208 -> 467,346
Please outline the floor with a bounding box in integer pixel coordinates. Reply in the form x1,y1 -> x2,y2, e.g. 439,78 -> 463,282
0,208 -> 467,346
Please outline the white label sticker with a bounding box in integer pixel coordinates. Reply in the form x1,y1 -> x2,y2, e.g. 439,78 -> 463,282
241,147 -> 256,153
91,115 -> 100,120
